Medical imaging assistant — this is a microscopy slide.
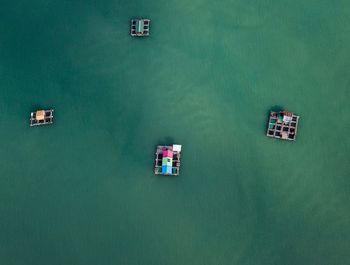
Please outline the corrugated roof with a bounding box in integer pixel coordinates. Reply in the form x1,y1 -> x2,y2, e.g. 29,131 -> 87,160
162,165 -> 172,174
163,150 -> 173,158
36,110 -> 45,121
136,20 -> 144,33
162,157 -> 172,166
173,145 -> 182,152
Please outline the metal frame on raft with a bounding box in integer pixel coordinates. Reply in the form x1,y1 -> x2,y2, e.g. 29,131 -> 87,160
266,110 -> 300,141
130,18 -> 150,37
154,144 -> 182,176
30,109 -> 54,127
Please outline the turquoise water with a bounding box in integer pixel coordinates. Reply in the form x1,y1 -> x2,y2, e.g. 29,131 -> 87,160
0,1 -> 350,264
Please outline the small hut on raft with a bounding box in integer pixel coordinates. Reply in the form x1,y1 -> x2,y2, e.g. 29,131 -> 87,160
266,111 -> 300,141
30,109 -> 54,126
154,144 -> 182,176
130,18 -> 150,37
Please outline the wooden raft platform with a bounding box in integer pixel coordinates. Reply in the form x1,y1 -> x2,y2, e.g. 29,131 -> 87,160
130,18 -> 150,37
154,144 -> 182,176
30,109 -> 54,127
266,111 -> 300,141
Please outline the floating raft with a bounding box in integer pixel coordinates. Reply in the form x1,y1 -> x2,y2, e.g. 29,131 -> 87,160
30,109 -> 54,127
155,144 -> 182,176
130,18 -> 150,37
266,111 -> 300,141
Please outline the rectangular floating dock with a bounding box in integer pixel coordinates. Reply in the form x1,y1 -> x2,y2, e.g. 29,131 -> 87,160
130,18 -> 150,37
30,109 -> 54,127
154,144 -> 182,176
266,111 -> 300,141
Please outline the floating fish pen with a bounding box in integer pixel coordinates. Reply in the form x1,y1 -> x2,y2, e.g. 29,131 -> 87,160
130,18 -> 150,37
154,144 -> 182,176
266,111 -> 300,141
30,109 -> 54,127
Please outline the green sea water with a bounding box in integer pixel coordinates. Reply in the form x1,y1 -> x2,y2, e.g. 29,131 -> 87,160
0,1 -> 350,264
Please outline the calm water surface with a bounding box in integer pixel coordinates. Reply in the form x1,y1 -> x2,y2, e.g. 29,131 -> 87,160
0,1 -> 349,264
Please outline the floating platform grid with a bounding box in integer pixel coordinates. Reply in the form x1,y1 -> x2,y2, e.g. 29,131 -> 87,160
30,109 -> 54,127
266,111 -> 300,141
130,18 -> 150,37
154,144 -> 182,176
